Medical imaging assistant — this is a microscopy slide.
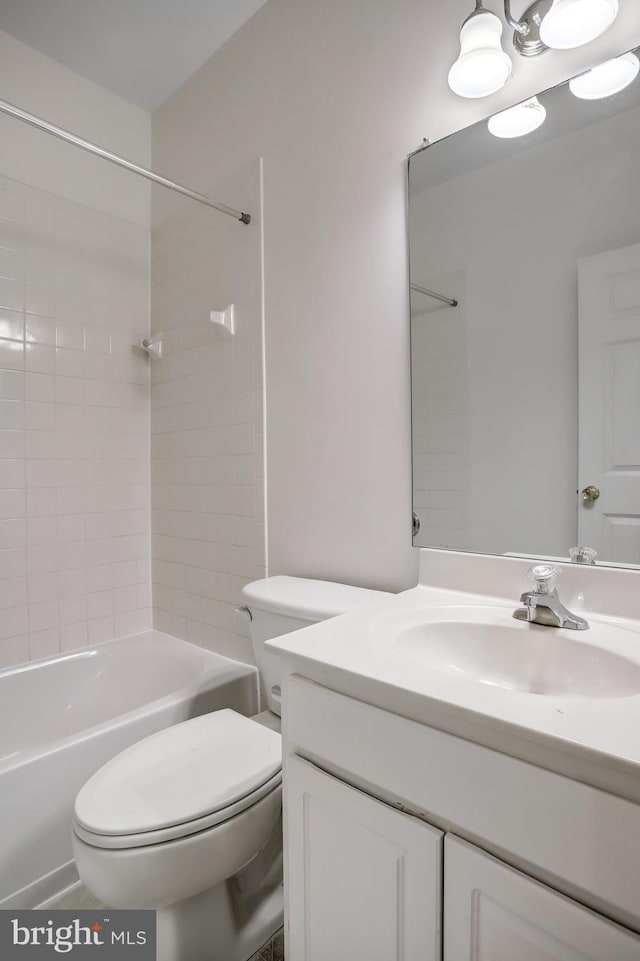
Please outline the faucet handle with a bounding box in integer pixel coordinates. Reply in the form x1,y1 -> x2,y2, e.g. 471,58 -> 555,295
569,546 -> 597,565
527,564 -> 559,594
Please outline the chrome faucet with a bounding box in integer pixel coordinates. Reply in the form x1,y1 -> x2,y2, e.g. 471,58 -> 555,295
513,565 -> 589,631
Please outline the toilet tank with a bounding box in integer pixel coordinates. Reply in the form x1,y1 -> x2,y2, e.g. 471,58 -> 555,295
241,576 -> 392,715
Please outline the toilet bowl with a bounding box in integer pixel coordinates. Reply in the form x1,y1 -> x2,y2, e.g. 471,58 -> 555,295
72,711 -> 283,961
72,576 -> 391,961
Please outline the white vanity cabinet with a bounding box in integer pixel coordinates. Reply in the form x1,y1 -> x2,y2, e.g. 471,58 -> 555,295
282,674 -> 640,961
444,836 -> 640,961
286,755 -> 443,961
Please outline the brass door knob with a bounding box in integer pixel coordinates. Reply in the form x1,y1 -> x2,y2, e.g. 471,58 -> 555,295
581,485 -> 600,502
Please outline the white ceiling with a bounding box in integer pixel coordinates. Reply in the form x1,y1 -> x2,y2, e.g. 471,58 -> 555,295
0,0 -> 270,111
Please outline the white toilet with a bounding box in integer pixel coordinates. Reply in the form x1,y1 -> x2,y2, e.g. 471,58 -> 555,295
72,576 -> 389,961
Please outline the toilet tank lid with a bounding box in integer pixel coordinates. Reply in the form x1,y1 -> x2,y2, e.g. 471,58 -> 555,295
242,575 -> 393,621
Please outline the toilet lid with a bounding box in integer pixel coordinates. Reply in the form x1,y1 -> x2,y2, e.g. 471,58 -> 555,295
74,710 -> 282,839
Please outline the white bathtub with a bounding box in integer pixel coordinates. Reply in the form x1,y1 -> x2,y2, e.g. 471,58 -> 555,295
0,630 -> 258,909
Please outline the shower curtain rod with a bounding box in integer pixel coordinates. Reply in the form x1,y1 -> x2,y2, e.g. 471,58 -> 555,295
0,97 -> 251,225
410,283 -> 458,308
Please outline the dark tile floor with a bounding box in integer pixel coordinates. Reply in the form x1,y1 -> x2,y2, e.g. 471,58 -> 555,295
249,927 -> 284,961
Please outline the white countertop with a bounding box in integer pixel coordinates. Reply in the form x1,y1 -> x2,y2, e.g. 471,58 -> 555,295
266,553 -> 640,805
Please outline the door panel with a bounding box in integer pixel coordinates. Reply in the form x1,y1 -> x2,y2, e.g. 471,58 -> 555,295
286,755 -> 443,961
578,243 -> 640,564
444,835 -> 640,960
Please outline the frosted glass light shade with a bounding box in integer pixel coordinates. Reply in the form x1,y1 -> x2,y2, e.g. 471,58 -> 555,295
488,97 -> 547,138
539,0 -> 618,50
448,9 -> 512,99
569,53 -> 639,99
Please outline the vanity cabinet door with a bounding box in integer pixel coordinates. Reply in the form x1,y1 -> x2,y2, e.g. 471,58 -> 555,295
286,755 -> 443,961
444,835 -> 640,960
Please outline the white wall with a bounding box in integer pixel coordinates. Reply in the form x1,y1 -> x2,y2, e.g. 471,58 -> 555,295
0,30 -> 150,224
153,0 -> 640,593
0,31 -> 151,666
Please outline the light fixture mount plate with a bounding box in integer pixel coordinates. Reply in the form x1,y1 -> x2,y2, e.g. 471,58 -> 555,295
513,0 -> 554,57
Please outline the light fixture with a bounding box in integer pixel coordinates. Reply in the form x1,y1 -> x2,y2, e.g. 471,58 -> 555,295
448,0 -> 622,97
539,0 -> 619,50
488,96 -> 547,137
448,2 -> 512,99
569,51 -> 639,98
506,0 -> 554,58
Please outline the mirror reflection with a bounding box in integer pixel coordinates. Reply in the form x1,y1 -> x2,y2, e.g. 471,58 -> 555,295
409,48 -> 640,567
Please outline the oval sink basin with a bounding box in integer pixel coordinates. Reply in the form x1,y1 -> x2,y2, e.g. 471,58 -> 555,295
380,607 -> 640,699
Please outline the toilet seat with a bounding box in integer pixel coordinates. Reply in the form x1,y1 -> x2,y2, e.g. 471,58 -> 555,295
74,772 -> 282,850
73,710 -> 282,850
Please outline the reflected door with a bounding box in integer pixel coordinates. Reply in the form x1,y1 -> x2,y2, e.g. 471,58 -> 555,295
578,242 -> 640,564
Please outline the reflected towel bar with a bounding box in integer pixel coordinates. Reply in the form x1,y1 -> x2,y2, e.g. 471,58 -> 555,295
410,283 -> 458,307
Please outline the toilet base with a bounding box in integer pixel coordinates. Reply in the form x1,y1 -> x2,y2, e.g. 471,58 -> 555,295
155,872 -> 283,961
73,791 -> 284,961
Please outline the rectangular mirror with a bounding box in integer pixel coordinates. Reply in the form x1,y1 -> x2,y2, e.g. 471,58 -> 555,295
408,47 -> 640,568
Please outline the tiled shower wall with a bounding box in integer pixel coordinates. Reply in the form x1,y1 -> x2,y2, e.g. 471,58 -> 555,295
0,177 -> 150,667
151,164 -> 265,665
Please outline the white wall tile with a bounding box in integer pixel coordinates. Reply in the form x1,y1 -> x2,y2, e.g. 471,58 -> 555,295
25,401 -> 55,430
55,376 -> 83,405
25,372 -> 55,403
55,348 -> 83,378
26,515 -> 57,545
113,610 -> 140,637
0,488 -> 26,519
0,605 -> 28,639
88,615 -> 114,644
57,514 -> 85,542
25,312 -> 56,343
25,344 -> 55,374
25,430 -> 56,459
28,572 -> 58,604
56,322 -> 84,351
58,567 -> 86,598
0,310 -> 24,343
60,621 -> 88,651
29,628 -> 60,661
1,429 -> 25,459
29,599 -> 59,632
0,634 -> 28,667
0,547 -> 26,580
0,174 -> 151,667
0,400 -> 24,429
27,543 -> 57,574
0,460 -> 24,489
0,192 -> 25,224
0,576 -> 27,609
0,246 -> 24,283
0,278 -> 24,312
84,328 -> 110,355
151,165 -> 264,663
0,369 -> 24,400
87,590 -> 113,619
0,339 -> 25,370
